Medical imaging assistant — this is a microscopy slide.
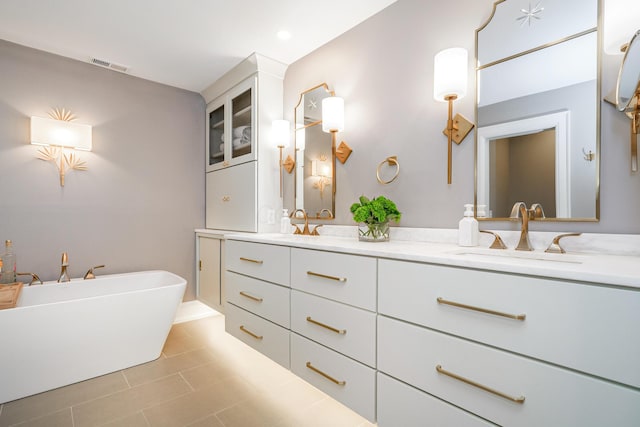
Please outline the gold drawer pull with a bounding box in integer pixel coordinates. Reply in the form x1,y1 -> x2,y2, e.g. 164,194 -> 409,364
436,365 -> 525,404
239,325 -> 263,340
240,257 -> 263,264
437,297 -> 526,321
306,316 -> 346,335
307,271 -> 347,282
239,291 -> 263,302
306,362 -> 346,386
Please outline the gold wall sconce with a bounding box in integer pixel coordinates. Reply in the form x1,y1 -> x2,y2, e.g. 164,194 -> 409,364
272,119 -> 294,197
30,108 -> 92,186
322,96 -> 352,164
311,155 -> 332,198
434,48 -> 475,184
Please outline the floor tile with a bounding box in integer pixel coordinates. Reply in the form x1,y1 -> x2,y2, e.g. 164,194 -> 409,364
185,414 -> 225,427
124,348 -> 217,387
100,412 -> 150,427
143,376 -> 254,427
10,408 -> 73,427
0,372 -> 128,426
72,374 -> 190,427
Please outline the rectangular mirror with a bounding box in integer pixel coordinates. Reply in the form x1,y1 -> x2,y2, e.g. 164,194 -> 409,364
475,0 -> 600,220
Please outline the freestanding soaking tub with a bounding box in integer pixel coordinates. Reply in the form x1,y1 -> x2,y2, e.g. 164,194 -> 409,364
0,270 -> 186,403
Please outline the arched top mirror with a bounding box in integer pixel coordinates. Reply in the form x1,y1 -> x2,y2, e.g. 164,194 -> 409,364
616,30 -> 640,112
475,0 -> 600,221
294,83 -> 336,219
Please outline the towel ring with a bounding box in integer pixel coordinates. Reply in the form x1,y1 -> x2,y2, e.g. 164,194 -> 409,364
376,156 -> 400,185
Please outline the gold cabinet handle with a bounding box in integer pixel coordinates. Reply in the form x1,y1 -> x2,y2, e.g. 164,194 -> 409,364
306,316 -> 346,335
306,362 -> 346,386
222,195 -> 231,202
239,325 -> 263,340
436,365 -> 525,404
437,297 -> 526,321
306,271 -> 347,282
240,257 -> 263,264
239,291 -> 263,303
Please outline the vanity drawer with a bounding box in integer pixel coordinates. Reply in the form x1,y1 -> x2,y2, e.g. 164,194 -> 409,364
291,290 -> 376,367
378,315 -> 640,427
377,373 -> 493,427
226,240 -> 290,286
225,271 -> 290,328
291,333 -> 376,422
378,259 -> 640,388
291,248 -> 376,311
225,303 -> 290,369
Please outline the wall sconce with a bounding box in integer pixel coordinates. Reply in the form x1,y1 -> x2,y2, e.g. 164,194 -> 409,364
311,156 -> 332,199
30,108 -> 92,186
433,47 -> 475,184
322,96 -> 352,164
272,119 -> 294,198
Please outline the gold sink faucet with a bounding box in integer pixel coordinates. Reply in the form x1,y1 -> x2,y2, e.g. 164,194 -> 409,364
291,209 -> 321,235
510,202 -> 533,251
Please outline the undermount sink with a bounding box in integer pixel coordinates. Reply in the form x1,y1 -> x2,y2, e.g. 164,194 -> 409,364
451,248 -> 584,265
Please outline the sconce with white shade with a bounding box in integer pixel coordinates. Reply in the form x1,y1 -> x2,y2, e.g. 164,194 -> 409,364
272,119 -> 294,197
433,47 -> 475,184
311,156 -> 332,199
30,108 -> 92,186
321,96 -> 352,164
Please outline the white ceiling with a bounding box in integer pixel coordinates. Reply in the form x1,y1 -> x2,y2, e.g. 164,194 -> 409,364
0,0 -> 397,92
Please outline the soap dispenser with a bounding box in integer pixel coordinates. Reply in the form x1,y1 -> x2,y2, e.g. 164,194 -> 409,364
458,204 -> 479,247
280,209 -> 292,234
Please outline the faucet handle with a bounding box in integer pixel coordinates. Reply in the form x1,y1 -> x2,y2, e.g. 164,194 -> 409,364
84,265 -> 105,280
545,233 -> 581,254
17,272 -> 43,286
310,224 -> 323,236
479,230 -> 507,249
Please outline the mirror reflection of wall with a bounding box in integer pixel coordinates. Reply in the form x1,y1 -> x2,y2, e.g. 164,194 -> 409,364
294,83 -> 335,218
476,0 -> 599,221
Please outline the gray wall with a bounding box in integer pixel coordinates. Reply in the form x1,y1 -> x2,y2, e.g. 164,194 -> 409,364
0,40 -> 205,299
283,0 -> 640,234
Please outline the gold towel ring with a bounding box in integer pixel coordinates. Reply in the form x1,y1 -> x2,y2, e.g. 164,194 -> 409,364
376,156 -> 400,185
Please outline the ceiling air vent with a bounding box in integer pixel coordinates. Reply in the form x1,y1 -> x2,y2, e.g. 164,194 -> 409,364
89,57 -> 129,73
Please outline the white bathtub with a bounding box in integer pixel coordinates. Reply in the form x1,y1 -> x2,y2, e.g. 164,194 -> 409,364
0,270 -> 186,404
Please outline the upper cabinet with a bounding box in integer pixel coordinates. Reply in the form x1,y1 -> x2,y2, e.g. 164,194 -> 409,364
206,76 -> 256,172
201,53 -> 287,233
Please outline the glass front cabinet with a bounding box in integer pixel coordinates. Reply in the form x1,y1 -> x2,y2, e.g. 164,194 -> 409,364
206,76 -> 257,172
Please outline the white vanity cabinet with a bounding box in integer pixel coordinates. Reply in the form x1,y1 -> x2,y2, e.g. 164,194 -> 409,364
224,240 -> 291,368
195,232 -> 224,312
377,259 -> 640,427
202,53 -> 286,233
289,248 -> 377,422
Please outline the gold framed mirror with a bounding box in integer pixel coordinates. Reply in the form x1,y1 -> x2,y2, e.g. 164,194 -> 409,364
294,83 -> 336,219
475,0 -> 600,221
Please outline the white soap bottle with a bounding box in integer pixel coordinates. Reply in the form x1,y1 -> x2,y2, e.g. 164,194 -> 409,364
458,204 -> 479,247
280,209 -> 292,234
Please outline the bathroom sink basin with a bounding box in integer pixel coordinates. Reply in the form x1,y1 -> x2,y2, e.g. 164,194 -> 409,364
451,248 -> 584,265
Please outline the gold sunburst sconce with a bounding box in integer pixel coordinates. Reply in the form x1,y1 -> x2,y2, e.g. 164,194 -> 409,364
30,108 -> 92,186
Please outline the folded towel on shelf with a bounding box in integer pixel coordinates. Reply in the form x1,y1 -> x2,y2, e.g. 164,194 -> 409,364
220,133 -> 225,142
232,137 -> 243,148
219,143 -> 224,152
233,126 -> 250,138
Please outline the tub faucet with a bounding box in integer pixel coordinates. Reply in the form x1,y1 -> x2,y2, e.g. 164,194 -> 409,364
510,202 -> 533,251
84,265 -> 105,280
17,272 -> 43,286
57,252 -> 71,283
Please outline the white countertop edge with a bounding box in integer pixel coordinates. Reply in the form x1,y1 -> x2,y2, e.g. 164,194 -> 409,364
217,231 -> 640,289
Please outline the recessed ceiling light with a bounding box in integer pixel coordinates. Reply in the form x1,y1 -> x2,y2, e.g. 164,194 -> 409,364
277,30 -> 291,40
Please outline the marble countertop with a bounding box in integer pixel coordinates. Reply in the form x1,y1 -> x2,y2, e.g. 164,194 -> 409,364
198,228 -> 640,289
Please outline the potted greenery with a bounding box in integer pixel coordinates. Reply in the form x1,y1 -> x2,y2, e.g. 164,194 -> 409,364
350,195 -> 401,242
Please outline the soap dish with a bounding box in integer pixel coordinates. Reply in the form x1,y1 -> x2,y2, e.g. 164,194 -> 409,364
0,282 -> 23,310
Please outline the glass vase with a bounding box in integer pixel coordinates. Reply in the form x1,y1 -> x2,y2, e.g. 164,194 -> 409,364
358,222 -> 390,242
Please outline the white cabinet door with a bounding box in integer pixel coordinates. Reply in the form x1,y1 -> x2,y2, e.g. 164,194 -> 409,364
226,271 -> 290,328
197,236 -> 222,311
206,76 -> 256,172
206,161 -> 257,232
225,240 -> 290,286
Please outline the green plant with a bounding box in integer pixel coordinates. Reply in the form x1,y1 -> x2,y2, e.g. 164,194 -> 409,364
350,195 -> 401,225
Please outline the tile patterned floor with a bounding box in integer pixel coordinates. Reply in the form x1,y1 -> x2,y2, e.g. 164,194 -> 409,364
0,315 -> 375,427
